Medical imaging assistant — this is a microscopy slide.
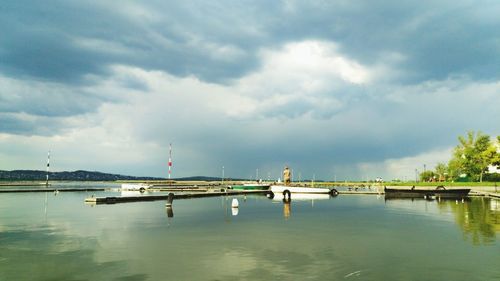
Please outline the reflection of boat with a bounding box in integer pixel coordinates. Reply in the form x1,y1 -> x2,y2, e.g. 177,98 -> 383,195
270,185 -> 333,194
121,183 -> 152,191
384,196 -> 471,202
384,186 -> 470,199
271,185 -> 338,199
272,193 -> 331,201
229,183 -> 270,190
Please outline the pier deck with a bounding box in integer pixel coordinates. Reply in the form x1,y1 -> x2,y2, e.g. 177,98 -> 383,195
85,189 -> 268,204
0,188 -> 105,193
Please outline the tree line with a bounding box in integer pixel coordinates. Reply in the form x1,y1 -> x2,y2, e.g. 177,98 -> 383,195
420,131 -> 500,182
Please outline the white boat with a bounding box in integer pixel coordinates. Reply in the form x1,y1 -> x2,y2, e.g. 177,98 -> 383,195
121,183 -> 152,191
270,185 -> 332,194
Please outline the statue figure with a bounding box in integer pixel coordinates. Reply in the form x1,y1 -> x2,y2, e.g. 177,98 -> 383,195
283,166 -> 291,185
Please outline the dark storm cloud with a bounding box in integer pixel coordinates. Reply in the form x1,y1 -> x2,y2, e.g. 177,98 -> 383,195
267,1 -> 500,83
0,113 -> 66,135
0,1 -> 261,84
1,1 -> 497,86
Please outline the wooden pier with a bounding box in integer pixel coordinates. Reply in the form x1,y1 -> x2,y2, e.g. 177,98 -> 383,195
85,189 -> 268,204
0,188 -> 105,193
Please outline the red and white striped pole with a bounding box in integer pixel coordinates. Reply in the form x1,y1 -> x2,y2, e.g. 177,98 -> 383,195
168,143 -> 172,180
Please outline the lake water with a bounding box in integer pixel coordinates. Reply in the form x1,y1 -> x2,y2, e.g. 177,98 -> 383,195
0,184 -> 499,281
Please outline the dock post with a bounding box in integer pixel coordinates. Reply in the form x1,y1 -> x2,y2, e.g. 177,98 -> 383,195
166,193 -> 174,207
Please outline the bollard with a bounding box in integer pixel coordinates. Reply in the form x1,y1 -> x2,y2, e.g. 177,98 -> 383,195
166,193 -> 174,207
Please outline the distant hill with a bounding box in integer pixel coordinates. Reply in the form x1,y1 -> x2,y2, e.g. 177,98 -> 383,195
176,176 -> 223,181
0,170 -> 164,181
0,170 -> 249,182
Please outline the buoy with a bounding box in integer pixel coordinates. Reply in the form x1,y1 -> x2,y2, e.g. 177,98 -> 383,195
266,191 -> 275,199
283,190 -> 291,200
232,198 -> 239,208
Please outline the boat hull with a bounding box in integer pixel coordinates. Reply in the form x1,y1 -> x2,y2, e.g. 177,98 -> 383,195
384,187 -> 470,199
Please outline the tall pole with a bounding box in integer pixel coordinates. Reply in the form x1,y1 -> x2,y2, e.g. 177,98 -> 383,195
222,166 -> 225,185
168,143 -> 172,180
46,151 -> 50,187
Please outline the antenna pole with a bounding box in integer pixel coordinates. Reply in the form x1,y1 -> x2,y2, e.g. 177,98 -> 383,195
46,151 -> 50,187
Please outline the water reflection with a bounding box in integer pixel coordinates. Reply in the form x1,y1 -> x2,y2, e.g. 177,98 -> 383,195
272,194 -> 332,219
166,206 -> 174,218
385,197 -> 500,245
437,197 -> 500,245
0,227 -> 144,281
283,200 -> 291,219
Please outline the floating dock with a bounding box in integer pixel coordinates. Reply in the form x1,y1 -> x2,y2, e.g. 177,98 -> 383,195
85,189 -> 268,204
470,190 -> 500,199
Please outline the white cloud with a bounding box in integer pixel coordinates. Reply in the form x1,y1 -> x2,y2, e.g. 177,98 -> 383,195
357,148 -> 453,181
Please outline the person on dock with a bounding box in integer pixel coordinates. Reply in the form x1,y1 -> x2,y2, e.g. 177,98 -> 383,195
283,166 -> 291,186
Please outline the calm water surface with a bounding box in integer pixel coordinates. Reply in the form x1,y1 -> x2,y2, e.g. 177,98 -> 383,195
0,184 -> 499,281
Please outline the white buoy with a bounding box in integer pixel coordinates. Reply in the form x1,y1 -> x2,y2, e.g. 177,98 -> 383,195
231,198 -> 239,208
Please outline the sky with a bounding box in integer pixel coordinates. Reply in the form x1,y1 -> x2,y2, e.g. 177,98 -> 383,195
1,0 -> 499,181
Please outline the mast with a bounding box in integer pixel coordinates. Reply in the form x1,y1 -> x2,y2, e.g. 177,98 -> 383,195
168,143 -> 172,180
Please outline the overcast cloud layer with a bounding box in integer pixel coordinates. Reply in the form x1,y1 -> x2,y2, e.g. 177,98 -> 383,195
1,1 -> 499,180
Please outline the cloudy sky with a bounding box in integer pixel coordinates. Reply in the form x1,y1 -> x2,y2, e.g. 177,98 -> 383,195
1,1 -> 499,180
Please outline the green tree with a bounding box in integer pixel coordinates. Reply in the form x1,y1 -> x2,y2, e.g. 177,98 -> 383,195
435,162 -> 448,181
492,136 -> 500,167
419,170 -> 436,182
451,131 -> 495,182
447,157 -> 463,181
